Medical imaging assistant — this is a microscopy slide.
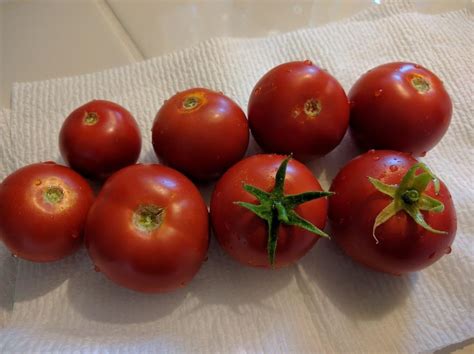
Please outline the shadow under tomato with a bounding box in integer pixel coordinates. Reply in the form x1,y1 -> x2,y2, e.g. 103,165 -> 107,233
181,234 -> 294,316
13,247 -> 84,303
306,132 -> 364,189
300,236 -> 416,320
65,251 -> 187,324
0,246 -> 17,312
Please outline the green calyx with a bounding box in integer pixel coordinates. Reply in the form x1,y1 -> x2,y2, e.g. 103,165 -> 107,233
235,156 -> 334,267
368,162 -> 447,244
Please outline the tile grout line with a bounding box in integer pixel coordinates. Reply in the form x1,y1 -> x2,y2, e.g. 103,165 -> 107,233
95,0 -> 146,62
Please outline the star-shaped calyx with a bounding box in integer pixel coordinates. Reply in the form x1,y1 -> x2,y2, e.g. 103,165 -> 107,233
235,156 -> 333,266
368,162 -> 447,243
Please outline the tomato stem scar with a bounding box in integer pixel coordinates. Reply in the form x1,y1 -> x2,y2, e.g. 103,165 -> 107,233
411,76 -> 430,93
304,98 -> 322,117
83,112 -> 99,125
44,186 -> 64,204
183,96 -> 201,110
133,204 -> 165,232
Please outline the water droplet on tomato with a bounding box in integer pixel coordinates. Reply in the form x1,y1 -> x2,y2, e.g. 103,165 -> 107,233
35,179 -> 42,186
303,59 -> 313,65
389,165 -> 398,172
446,247 -> 452,254
374,89 -> 383,97
420,151 -> 427,157
254,87 -> 262,95
94,265 -> 101,272
428,252 -> 436,259
373,156 -> 380,161
11,254 -> 17,258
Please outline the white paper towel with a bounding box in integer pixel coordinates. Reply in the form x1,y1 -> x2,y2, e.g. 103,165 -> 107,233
1,2 -> 473,352
0,108 -> 17,330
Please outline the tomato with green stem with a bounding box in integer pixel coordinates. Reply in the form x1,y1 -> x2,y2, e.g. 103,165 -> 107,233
210,154 -> 332,268
329,150 -> 457,275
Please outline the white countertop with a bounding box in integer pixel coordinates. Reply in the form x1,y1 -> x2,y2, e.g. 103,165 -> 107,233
0,1 -> 472,352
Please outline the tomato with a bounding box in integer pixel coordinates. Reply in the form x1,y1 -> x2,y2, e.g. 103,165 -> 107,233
0,162 -> 94,262
59,100 -> 142,180
247,61 -> 349,159
85,164 -> 209,293
349,62 -> 452,156
329,150 -> 457,275
210,154 -> 331,268
152,88 -> 249,180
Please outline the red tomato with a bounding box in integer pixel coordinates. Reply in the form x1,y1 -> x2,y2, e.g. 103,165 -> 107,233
59,100 -> 142,180
248,61 -> 349,159
329,150 -> 457,275
152,88 -> 249,180
210,154 -> 331,268
85,164 -> 209,293
0,162 -> 94,262
349,62 -> 452,156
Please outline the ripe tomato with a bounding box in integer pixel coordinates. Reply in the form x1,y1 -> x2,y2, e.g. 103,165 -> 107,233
329,150 -> 457,275
248,61 -> 349,159
85,164 -> 209,293
152,88 -> 249,180
210,154 -> 331,268
59,100 -> 142,180
0,162 -> 94,262
349,62 -> 452,156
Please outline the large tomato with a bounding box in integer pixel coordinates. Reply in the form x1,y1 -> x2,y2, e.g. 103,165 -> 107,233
0,162 -> 94,262
349,62 -> 452,156
152,88 -> 249,180
59,100 -> 142,180
248,61 -> 349,159
210,154 -> 332,268
329,150 -> 457,275
85,164 -> 209,293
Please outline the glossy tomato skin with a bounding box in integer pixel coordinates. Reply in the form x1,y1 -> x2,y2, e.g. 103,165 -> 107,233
248,61 -> 349,159
329,150 -> 457,275
152,88 -> 249,180
349,62 -> 452,156
210,154 -> 328,268
0,162 -> 94,262
85,164 -> 209,293
59,100 -> 142,180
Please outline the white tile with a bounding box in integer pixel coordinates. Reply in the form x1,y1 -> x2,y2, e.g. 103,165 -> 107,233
0,0 -> 141,108
107,0 -> 376,58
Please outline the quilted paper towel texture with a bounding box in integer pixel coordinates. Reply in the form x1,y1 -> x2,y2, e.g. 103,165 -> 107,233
0,109 -> 17,329
1,2 -> 473,353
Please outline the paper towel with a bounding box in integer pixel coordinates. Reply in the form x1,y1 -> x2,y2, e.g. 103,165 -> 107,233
1,1 -> 473,352
0,108 -> 17,330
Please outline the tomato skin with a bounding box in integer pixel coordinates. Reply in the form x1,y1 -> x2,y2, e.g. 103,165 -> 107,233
0,162 -> 94,262
85,164 -> 209,293
152,88 -> 249,180
210,154 -> 328,268
329,150 -> 457,275
59,100 -> 142,180
349,62 -> 452,156
248,61 -> 349,159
